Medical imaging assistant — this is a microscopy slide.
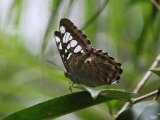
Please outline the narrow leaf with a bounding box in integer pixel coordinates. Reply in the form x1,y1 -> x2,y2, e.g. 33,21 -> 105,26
3,90 -> 135,120
150,68 -> 160,77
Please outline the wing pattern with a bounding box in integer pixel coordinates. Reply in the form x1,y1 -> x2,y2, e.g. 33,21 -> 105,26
54,18 -> 122,87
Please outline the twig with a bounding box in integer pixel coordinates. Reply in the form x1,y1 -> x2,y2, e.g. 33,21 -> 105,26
134,54 -> 160,93
151,0 -> 160,11
154,86 -> 160,100
132,90 -> 159,104
81,0 -> 109,31
117,54 -> 160,115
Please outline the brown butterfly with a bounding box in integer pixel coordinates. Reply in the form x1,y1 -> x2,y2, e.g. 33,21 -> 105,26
54,18 -> 122,87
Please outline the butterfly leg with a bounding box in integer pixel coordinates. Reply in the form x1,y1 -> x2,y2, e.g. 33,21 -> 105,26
69,81 -> 75,93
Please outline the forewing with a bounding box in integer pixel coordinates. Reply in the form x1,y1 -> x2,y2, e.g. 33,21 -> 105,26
54,18 -> 92,73
60,18 -> 92,50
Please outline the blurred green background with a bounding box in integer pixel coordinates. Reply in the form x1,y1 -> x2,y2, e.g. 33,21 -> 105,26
0,0 -> 160,120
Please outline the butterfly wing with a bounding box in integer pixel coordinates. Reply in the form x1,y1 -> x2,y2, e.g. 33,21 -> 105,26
54,18 -> 92,75
75,49 -> 122,87
60,18 -> 92,50
54,18 -> 122,87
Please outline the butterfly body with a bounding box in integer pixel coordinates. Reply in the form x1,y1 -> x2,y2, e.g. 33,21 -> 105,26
54,18 -> 122,87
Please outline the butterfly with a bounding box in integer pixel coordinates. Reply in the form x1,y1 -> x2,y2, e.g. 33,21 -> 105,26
54,18 -> 122,87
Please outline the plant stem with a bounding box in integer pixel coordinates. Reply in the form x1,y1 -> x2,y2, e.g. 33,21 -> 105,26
130,53 -> 160,93
133,54 -> 160,93
117,54 -> 160,115
81,0 -> 109,30
151,0 -> 160,11
132,90 -> 159,104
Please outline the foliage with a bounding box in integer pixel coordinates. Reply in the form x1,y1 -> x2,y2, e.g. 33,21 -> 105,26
150,68 -> 160,77
3,90 -> 135,120
116,101 -> 160,120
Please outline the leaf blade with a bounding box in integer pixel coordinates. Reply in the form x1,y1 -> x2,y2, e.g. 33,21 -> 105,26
3,90 -> 135,120
150,68 -> 160,77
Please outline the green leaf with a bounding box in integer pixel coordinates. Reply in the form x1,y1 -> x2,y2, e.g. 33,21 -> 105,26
7,0 -> 23,26
3,90 -> 135,120
150,68 -> 160,77
74,85 -> 101,99
116,100 -> 160,120
40,0 -> 62,54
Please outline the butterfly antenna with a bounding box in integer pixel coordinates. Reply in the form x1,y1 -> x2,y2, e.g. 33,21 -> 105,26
47,60 -> 65,72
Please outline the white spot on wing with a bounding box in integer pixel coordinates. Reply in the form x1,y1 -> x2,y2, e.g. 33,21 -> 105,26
81,50 -> 84,53
60,26 -> 65,34
67,44 -> 70,49
67,53 -> 72,60
65,49 -> 67,53
70,40 -> 77,47
74,45 -> 82,53
69,36 -> 73,40
85,57 -> 92,63
111,80 -> 118,84
55,36 -> 60,43
88,58 -> 92,62
63,32 -> 70,43
59,43 -> 62,50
